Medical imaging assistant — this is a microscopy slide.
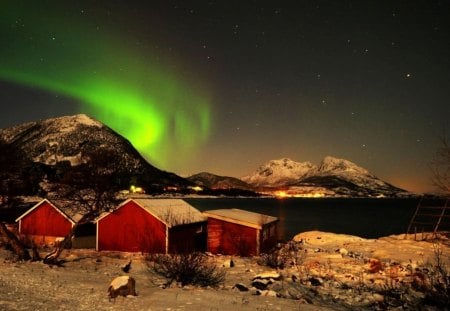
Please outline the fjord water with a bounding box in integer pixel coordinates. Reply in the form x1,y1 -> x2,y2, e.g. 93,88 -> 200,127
186,198 -> 419,240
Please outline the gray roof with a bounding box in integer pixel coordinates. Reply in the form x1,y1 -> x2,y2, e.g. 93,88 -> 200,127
130,199 -> 206,227
203,209 -> 278,229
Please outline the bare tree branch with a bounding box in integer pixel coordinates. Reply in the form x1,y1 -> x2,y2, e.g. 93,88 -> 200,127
430,134 -> 450,195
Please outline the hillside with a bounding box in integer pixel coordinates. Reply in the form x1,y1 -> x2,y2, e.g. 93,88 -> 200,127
0,114 -> 190,197
187,172 -> 254,190
242,157 -> 409,197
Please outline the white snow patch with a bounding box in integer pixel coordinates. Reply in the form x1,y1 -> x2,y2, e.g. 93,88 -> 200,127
242,158 -> 316,187
110,276 -> 131,290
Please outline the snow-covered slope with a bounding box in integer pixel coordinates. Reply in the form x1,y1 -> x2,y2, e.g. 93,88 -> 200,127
188,172 -> 255,190
241,158 -> 316,187
242,156 -> 409,197
0,114 -> 189,193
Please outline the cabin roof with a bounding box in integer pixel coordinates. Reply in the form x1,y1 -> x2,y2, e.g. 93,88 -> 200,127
51,199 -> 85,223
15,199 -> 77,224
203,208 -> 278,229
133,199 -> 206,227
98,198 -> 206,227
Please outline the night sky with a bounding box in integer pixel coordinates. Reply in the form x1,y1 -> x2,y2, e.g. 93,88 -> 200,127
0,1 -> 449,193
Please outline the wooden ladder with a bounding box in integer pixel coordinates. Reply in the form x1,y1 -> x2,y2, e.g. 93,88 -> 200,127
406,197 -> 450,240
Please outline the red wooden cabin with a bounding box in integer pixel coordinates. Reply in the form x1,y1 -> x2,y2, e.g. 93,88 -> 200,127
15,199 -> 75,246
96,199 -> 207,253
203,209 -> 278,256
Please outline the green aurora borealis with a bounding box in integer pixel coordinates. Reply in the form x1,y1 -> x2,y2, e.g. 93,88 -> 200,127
0,2 -> 211,169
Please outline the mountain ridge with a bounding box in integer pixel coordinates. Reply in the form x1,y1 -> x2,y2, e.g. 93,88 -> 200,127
1,114 -> 411,198
187,172 -> 254,190
0,114 -> 190,196
240,157 -> 409,197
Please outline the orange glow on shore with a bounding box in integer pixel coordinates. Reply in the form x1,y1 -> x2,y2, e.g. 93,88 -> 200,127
273,190 -> 326,198
274,191 -> 288,198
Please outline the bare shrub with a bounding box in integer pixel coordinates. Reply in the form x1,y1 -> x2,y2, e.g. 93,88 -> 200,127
430,133 -> 450,194
367,258 -> 384,274
422,243 -> 450,308
147,252 -> 225,287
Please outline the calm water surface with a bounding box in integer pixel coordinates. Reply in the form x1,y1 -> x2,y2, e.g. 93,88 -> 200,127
186,198 -> 419,240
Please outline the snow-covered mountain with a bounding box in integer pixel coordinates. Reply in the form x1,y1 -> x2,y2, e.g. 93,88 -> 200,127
241,158 -> 316,187
0,114 -> 189,195
242,157 -> 409,197
187,172 -> 255,191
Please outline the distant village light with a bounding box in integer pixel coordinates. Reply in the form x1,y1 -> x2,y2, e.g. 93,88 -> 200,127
190,186 -> 203,192
130,185 -> 145,194
275,191 -> 288,198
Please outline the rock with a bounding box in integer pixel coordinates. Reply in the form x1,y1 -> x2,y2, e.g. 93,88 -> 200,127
251,288 -> 261,295
372,293 -> 384,302
269,282 -> 283,292
348,251 -> 362,259
107,276 -> 137,301
309,277 -> 323,286
339,248 -> 348,256
233,283 -> 249,291
251,279 -> 271,290
262,290 -> 277,297
253,272 -> 281,280
276,288 -> 289,298
287,287 -> 302,300
222,258 -> 234,268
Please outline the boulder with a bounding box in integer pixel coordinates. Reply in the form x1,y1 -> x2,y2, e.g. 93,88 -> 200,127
251,279 -> 271,290
338,248 -> 348,256
222,258 -> 234,268
233,283 -> 249,292
108,276 -> 137,301
253,272 -> 281,280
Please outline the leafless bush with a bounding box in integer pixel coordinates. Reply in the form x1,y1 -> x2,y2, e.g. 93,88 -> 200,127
147,252 -> 225,287
421,243 -> 450,308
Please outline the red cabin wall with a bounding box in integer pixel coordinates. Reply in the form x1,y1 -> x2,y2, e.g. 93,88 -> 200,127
97,201 -> 166,253
19,202 -> 72,237
207,218 -> 257,256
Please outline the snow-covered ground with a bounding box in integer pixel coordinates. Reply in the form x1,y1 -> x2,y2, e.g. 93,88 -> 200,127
0,249 -> 324,311
1,231 -> 449,310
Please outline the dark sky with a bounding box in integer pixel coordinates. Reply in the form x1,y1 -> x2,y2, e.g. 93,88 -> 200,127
0,1 -> 449,193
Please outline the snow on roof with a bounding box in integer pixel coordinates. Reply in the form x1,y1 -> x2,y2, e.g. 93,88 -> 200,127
203,209 -> 278,229
130,199 -> 206,227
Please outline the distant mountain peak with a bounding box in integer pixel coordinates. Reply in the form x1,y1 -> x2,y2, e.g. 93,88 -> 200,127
0,114 -> 190,196
318,156 -> 370,176
57,114 -> 103,128
242,158 -> 316,187
188,172 -> 254,190
242,156 -> 409,197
